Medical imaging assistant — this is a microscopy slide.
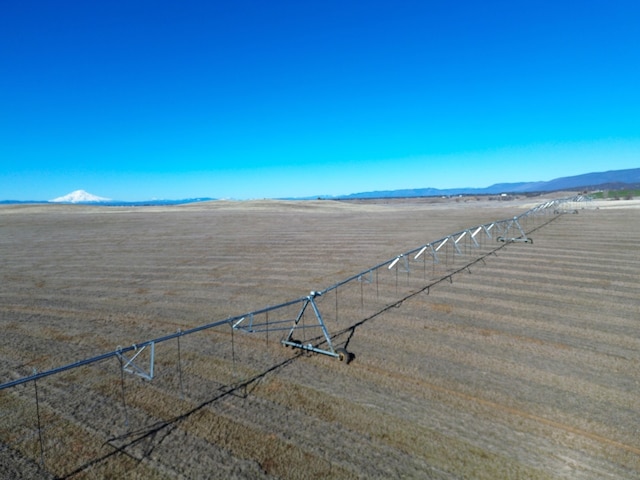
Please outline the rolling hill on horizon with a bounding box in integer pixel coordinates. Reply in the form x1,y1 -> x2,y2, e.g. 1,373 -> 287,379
1,168 -> 638,204
333,167 -> 640,199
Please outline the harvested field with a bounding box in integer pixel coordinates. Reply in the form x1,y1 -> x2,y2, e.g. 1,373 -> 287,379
1,196 -> 638,479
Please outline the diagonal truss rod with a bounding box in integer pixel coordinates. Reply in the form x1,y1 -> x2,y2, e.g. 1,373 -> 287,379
117,343 -> 155,380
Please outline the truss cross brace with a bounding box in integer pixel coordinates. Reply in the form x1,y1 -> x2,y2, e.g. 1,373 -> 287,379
388,254 -> 410,272
358,270 -> 374,284
414,244 -> 439,264
118,342 -> 155,381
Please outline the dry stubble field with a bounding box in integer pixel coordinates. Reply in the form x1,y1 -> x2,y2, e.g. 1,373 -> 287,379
0,196 -> 638,479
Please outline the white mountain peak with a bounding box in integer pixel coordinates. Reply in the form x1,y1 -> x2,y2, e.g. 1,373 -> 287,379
50,190 -> 111,203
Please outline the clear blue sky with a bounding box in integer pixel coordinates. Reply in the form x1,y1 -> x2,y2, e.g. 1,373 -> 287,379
1,1 -> 639,201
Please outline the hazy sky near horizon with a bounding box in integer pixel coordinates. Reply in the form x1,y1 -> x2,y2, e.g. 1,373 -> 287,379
1,1 -> 639,201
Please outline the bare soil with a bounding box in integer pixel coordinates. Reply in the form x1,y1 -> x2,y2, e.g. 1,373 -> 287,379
1,196 -> 638,479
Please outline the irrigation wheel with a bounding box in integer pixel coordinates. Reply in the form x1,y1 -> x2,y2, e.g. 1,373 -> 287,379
336,347 -> 352,364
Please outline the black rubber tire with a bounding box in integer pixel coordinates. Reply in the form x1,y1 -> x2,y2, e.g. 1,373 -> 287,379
336,347 -> 350,363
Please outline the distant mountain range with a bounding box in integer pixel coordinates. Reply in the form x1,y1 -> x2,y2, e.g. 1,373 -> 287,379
46,189 -> 213,206
1,168 -> 638,205
0,189 -> 215,206
331,167 -> 640,199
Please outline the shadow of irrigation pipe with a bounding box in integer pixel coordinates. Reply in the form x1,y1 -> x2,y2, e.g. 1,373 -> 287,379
58,214 -> 562,479
58,352 -> 303,479
328,213 -> 561,351
335,243 -> 508,351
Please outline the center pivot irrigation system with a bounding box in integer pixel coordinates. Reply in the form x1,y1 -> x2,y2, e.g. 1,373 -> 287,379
233,195 -> 589,362
0,195 -> 591,392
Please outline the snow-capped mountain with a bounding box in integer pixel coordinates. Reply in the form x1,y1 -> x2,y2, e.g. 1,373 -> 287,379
50,190 -> 112,203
